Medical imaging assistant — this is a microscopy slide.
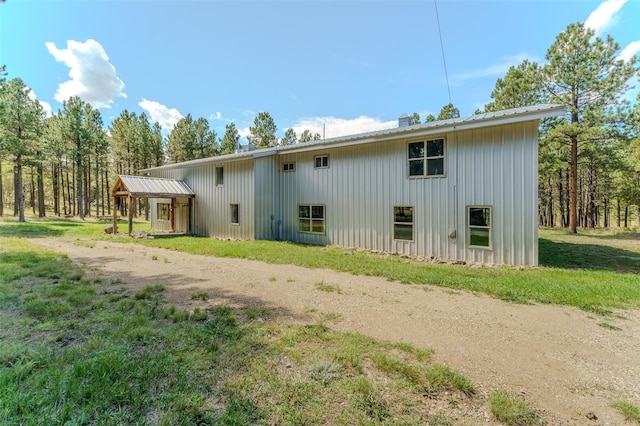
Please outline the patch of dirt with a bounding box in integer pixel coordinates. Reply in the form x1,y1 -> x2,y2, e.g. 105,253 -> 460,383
33,238 -> 640,425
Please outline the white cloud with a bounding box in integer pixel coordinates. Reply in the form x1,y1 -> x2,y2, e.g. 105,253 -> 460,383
585,0 -> 627,35
138,99 -> 184,132
453,53 -> 535,82
209,111 -> 223,121
46,39 -> 126,109
291,116 -> 396,140
238,126 -> 252,142
618,40 -> 640,62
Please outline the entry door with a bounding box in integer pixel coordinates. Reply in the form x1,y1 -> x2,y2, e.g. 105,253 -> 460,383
175,203 -> 189,233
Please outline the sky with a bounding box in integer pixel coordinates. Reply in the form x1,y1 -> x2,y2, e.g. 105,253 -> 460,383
1,0 -> 639,143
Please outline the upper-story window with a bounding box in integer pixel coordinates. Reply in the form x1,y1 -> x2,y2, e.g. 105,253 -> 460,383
314,155 -> 329,169
215,166 -> 224,186
408,138 -> 445,177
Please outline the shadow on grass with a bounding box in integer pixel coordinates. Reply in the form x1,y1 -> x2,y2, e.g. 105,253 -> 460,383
539,238 -> 640,273
0,223 -> 68,237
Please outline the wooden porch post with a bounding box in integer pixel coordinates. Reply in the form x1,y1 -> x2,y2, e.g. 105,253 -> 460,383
113,195 -> 118,234
188,197 -> 193,235
128,195 -> 134,235
170,198 -> 175,233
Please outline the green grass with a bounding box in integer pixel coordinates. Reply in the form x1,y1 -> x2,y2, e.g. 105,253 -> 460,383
612,399 -> 640,423
1,237 -> 488,424
133,230 -> 640,311
3,218 -> 640,312
489,390 -> 545,425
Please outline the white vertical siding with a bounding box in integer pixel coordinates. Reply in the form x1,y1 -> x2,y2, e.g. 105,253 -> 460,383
150,159 -> 255,239
277,121 -> 538,265
454,122 -> 538,265
147,119 -> 539,266
254,155 -> 281,240
150,198 -> 172,232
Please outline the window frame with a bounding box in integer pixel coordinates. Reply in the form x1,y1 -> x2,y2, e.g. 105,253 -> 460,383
215,166 -> 224,186
157,203 -> 170,221
314,155 -> 329,169
283,162 -> 296,172
230,203 -> 239,225
468,205 -> 492,249
407,138 -> 446,178
298,204 -> 325,234
393,206 -> 414,241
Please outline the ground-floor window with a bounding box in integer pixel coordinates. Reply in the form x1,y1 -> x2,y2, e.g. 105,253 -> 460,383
157,203 -> 170,220
468,206 -> 491,248
393,206 -> 413,240
299,204 -> 325,234
230,204 -> 239,224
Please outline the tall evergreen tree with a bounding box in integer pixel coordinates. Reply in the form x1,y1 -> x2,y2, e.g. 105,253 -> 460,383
281,128 -> 297,146
0,78 -> 44,222
166,114 -> 217,162
436,103 -> 460,120
299,129 -> 321,143
540,22 -> 637,233
219,122 -> 240,155
58,96 -> 104,218
0,65 -> 7,216
484,60 -> 544,112
248,112 -> 278,148
193,117 -> 218,159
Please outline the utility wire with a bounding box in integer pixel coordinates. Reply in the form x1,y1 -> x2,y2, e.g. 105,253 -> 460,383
434,0 -> 452,106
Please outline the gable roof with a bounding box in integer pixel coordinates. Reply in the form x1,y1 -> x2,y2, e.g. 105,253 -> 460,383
112,175 -> 195,198
143,103 -> 567,171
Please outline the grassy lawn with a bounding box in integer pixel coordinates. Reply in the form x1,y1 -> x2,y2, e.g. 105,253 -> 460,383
1,217 -> 639,423
1,217 -> 640,313
1,236 -> 485,424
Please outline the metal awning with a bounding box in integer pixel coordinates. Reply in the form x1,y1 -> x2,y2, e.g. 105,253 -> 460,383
111,175 -> 194,236
112,175 -> 195,198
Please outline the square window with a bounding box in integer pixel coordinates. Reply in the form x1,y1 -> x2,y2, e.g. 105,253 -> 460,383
468,206 -> 491,248
314,155 -> 329,169
157,203 -> 170,220
393,206 -> 413,240
230,204 -> 239,224
299,204 -> 325,234
408,139 -> 445,177
216,166 -> 224,186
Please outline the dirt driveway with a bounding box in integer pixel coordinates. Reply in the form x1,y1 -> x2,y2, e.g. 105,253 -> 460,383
33,238 -> 640,425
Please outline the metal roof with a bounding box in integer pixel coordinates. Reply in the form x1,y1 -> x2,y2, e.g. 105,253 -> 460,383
113,175 -> 195,198
142,104 -> 567,171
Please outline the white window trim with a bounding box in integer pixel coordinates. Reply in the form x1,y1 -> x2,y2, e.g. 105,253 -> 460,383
230,203 -> 239,225
407,137 -> 446,178
314,155 -> 330,169
468,205 -> 492,250
215,166 -> 224,187
298,204 -> 326,234
283,162 -> 296,172
393,206 -> 414,241
157,203 -> 170,221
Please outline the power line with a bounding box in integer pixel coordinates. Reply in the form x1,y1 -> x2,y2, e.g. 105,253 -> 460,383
434,0 -> 452,106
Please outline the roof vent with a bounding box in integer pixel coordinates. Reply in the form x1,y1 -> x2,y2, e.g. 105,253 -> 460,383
398,113 -> 412,127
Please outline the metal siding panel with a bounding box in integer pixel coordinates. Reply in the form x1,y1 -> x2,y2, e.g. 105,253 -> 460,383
147,119 -> 538,266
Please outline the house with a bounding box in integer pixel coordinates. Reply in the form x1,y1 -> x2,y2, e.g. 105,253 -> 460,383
141,104 -> 566,266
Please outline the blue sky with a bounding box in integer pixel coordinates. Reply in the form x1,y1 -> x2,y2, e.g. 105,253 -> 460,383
1,0 -> 639,142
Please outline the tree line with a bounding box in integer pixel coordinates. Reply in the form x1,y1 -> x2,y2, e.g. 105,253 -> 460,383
1,22 -> 639,232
